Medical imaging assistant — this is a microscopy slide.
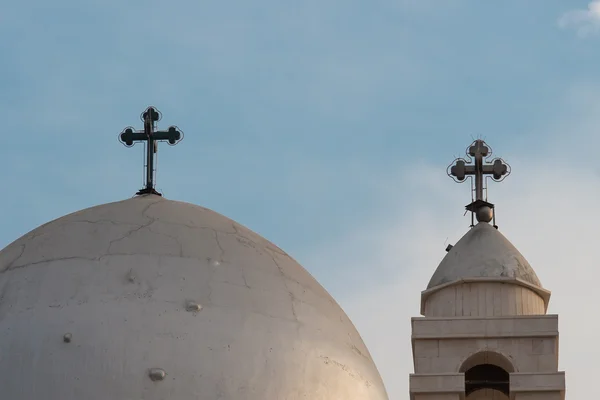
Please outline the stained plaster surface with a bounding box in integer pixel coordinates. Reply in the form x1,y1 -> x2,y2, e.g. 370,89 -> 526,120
0,194 -> 388,400
427,222 -> 542,289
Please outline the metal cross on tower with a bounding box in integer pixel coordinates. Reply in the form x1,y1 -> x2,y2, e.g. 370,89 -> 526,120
447,139 -> 510,226
119,106 -> 183,196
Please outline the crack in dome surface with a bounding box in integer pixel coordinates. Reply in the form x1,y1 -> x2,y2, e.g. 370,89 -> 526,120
0,194 -> 388,400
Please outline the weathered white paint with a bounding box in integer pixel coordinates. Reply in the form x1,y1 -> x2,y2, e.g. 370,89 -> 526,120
428,223 -> 541,289
423,282 -> 545,318
421,223 -> 551,317
0,194 -> 388,400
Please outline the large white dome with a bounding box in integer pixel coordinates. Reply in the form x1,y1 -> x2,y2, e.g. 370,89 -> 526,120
0,194 -> 388,399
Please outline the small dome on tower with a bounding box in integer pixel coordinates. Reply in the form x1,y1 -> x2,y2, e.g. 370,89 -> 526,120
421,222 -> 551,317
0,194 -> 388,400
428,222 -> 541,289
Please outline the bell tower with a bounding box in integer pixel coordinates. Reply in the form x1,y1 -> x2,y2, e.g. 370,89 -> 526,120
409,140 -> 566,400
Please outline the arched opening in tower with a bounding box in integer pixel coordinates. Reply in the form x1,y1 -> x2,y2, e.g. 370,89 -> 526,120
465,364 -> 509,398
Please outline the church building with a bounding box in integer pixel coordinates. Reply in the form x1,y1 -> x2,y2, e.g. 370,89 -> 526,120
0,108 -> 566,399
409,140 -> 566,399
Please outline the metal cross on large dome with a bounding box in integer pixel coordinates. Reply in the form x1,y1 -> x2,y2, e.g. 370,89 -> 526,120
447,139 -> 510,226
119,106 -> 184,196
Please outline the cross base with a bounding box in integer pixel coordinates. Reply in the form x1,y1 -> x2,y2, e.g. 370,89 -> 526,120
136,187 -> 163,196
466,199 -> 497,228
465,199 -> 494,213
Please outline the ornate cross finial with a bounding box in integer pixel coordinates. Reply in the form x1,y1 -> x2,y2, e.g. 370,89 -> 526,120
119,106 -> 184,196
447,139 -> 510,225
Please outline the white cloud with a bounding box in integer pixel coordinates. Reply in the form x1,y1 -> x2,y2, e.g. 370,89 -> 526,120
310,89 -> 600,399
559,0 -> 600,37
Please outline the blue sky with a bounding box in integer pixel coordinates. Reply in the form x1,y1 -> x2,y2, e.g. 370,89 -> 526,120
1,1 -> 600,398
